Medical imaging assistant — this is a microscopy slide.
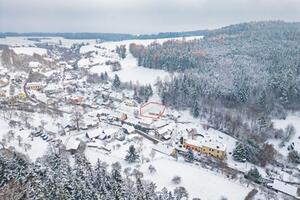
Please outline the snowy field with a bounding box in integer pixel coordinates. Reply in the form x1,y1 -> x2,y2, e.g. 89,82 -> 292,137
0,37 -> 36,46
141,158 -> 251,200
85,36 -> 200,85
12,47 -> 47,56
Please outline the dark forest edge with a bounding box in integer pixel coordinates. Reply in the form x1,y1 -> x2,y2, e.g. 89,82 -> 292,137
0,30 -> 208,41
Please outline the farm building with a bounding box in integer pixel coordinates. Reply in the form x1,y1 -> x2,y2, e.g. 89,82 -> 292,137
183,137 -> 226,159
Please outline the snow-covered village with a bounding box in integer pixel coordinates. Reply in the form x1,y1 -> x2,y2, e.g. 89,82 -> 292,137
1,1 -> 300,200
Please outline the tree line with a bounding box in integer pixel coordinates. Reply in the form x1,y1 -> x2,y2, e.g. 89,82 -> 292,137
0,148 -> 191,200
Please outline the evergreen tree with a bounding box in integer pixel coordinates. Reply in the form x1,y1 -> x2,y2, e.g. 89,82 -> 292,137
288,150 -> 300,164
173,186 -> 189,200
192,101 -> 199,118
113,74 -> 121,89
245,168 -> 262,184
110,165 -> 124,200
135,178 -> 145,200
184,148 -> 194,162
93,160 -> 110,199
232,143 -> 247,162
125,145 -> 140,163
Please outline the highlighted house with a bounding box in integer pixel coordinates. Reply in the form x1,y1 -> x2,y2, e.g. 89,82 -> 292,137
183,137 -> 226,159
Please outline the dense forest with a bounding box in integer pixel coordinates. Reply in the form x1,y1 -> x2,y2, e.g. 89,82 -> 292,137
130,21 -> 300,142
0,148 -> 190,200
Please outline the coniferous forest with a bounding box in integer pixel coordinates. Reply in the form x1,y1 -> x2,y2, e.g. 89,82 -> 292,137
130,21 -> 300,143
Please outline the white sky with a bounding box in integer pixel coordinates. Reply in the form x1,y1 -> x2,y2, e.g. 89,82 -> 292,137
0,0 -> 299,34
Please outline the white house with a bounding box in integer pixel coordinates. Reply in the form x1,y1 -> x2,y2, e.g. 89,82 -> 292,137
66,138 -> 80,151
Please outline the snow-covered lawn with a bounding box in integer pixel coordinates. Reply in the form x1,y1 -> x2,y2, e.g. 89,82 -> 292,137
141,158 -> 251,200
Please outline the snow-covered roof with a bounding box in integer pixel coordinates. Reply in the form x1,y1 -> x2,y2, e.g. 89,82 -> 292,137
202,138 -> 226,151
66,138 -> 80,150
156,124 -> 173,135
122,124 -> 135,133
86,128 -> 104,139
44,84 -> 62,91
185,136 -> 226,151
98,132 -> 107,140
98,108 -> 110,115
152,120 -> 169,128
104,128 -> 118,136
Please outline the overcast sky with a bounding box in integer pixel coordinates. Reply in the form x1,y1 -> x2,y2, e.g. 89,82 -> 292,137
0,0 -> 300,34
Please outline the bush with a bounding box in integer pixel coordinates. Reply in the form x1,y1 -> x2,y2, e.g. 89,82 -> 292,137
245,168 -> 262,184
288,150 -> 300,164
172,176 -> 181,185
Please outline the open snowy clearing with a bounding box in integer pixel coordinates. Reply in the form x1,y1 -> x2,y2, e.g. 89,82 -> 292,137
12,47 -> 47,56
141,158 -> 251,200
100,36 -> 204,51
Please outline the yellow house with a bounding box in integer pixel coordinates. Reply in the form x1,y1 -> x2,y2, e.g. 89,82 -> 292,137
183,138 -> 226,159
124,99 -> 137,107
16,92 -> 27,100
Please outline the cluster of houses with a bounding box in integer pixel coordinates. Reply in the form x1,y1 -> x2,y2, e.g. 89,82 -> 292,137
0,73 -> 28,102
